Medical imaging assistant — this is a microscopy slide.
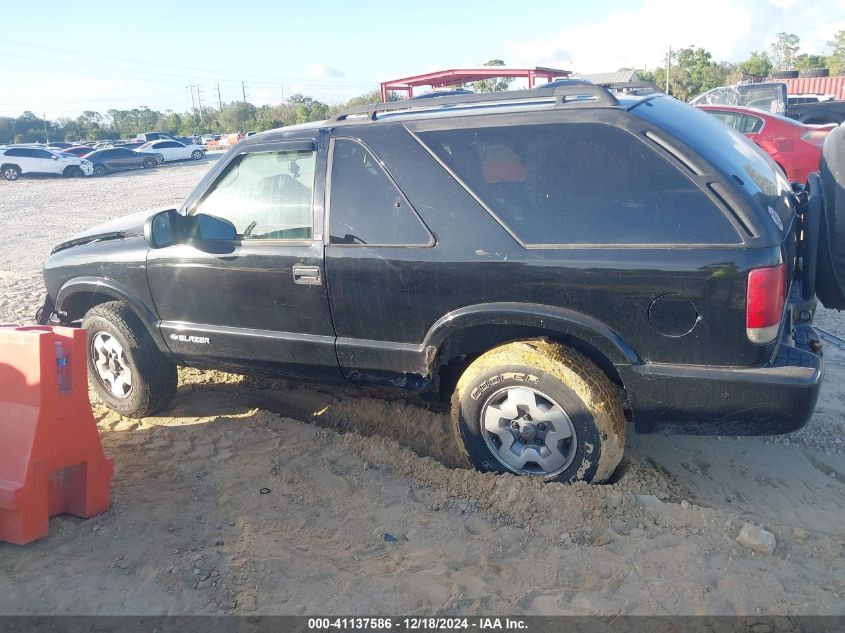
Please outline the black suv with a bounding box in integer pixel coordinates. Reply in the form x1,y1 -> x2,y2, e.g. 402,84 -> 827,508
39,84 -> 845,484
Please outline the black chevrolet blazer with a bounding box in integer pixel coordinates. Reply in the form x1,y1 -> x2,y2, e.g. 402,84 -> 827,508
39,84 -> 845,484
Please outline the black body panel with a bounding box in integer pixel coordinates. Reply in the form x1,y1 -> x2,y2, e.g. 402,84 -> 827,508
40,93 -> 824,436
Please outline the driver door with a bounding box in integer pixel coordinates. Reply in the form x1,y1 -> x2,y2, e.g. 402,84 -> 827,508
146,139 -> 342,381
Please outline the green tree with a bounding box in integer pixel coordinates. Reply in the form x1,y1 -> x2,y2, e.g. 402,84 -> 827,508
794,53 -> 827,70
219,101 -> 257,132
284,94 -> 329,125
327,89 -> 402,117
738,51 -> 773,79
827,30 -> 845,75
653,47 -> 730,101
473,59 -> 514,93
770,32 -> 800,70
0,117 -> 14,144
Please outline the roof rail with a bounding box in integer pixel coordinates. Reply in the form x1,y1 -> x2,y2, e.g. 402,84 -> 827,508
329,82 -> 619,124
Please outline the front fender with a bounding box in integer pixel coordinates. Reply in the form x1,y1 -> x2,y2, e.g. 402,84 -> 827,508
55,277 -> 169,352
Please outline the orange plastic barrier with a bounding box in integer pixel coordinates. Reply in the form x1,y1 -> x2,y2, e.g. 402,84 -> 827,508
0,325 -> 113,545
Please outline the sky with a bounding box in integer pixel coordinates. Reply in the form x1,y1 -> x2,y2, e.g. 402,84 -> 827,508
1,0 -> 844,119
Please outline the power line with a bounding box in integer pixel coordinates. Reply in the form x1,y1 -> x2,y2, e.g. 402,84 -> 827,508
0,91 -> 188,106
0,41 -> 377,86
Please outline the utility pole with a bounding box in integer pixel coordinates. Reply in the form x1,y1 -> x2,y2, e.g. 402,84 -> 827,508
665,46 -> 672,95
242,81 -> 247,104
188,85 -> 196,114
42,113 -> 49,144
196,85 -> 204,124
217,83 -> 223,113
281,84 -> 284,102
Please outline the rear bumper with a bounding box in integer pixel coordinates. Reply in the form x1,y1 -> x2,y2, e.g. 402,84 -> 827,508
620,324 -> 823,436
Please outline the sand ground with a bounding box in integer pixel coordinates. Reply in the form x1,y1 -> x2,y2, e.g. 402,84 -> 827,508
0,161 -> 842,615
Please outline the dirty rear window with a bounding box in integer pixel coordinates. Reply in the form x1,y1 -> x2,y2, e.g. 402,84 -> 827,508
417,122 -> 739,246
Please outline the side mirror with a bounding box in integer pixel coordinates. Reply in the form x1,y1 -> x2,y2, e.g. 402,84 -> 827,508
52,155 -> 59,160
144,210 -> 237,249
144,209 -> 181,249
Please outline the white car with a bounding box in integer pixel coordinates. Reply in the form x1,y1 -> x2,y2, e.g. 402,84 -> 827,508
0,146 -> 93,181
136,140 -> 205,163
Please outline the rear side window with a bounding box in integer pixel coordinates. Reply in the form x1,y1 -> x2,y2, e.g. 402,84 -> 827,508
5,148 -> 41,158
329,139 -> 432,246
632,96 -> 791,230
418,122 -> 739,246
707,111 -> 764,134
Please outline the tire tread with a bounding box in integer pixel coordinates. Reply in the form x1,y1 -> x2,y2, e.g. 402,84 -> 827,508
83,301 -> 177,418
451,339 -> 625,483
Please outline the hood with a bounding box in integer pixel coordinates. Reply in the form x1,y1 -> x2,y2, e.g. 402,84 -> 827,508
51,207 -> 174,254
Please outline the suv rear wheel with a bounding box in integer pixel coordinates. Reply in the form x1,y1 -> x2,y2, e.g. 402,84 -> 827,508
451,339 -> 625,484
82,301 -> 177,418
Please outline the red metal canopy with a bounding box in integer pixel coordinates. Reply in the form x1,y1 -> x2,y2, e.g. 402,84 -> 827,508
380,67 -> 572,101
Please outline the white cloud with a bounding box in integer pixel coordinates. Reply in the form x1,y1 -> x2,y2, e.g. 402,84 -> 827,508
310,63 -> 345,79
506,0 -> 841,74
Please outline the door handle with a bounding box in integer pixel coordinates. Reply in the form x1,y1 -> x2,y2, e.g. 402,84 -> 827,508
293,264 -> 322,285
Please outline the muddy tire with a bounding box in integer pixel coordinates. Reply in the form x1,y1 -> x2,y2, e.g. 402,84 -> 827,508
451,339 -> 625,484
82,301 -> 177,418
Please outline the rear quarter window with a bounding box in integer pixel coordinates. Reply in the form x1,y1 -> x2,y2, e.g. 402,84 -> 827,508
632,97 -> 792,231
417,122 -> 740,246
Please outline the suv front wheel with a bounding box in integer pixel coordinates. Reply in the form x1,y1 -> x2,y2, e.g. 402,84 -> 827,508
2,165 -> 21,181
82,301 -> 177,418
451,340 -> 626,484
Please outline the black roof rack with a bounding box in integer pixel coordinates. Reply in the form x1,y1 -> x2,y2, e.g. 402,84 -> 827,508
329,82 -> 620,124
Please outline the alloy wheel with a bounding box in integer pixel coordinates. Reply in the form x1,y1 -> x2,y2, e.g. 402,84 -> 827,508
480,386 -> 577,477
91,332 -> 133,399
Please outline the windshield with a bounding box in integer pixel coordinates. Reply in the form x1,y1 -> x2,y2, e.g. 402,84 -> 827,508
691,83 -> 786,115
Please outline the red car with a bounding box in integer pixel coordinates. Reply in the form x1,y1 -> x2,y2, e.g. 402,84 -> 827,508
63,146 -> 95,157
696,104 -> 835,183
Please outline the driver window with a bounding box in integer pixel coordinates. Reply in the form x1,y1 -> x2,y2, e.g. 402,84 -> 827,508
193,149 -> 315,241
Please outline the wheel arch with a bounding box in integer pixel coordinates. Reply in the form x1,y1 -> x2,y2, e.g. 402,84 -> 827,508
55,277 -> 170,353
426,302 -> 638,397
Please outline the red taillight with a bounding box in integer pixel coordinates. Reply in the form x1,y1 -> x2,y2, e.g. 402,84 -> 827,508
746,263 -> 787,344
800,129 -> 829,148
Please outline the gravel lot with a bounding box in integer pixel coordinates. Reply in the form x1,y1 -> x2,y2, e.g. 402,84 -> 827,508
0,160 -> 843,616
